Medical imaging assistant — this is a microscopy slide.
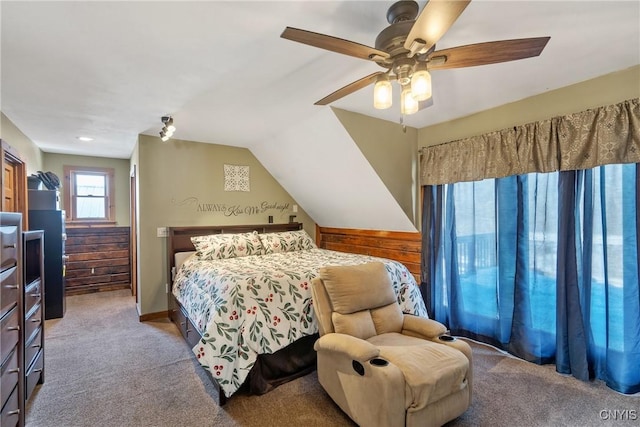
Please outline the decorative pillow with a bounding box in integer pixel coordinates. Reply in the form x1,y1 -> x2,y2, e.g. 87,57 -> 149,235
191,231 -> 264,260
260,229 -> 317,254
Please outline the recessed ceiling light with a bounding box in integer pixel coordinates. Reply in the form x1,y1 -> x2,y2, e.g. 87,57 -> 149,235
77,136 -> 93,142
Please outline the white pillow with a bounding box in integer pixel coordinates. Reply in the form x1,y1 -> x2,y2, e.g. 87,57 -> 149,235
260,230 -> 317,254
191,231 -> 264,260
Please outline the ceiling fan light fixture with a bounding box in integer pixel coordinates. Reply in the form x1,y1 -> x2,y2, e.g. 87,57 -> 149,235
411,63 -> 432,101
373,75 -> 393,109
281,0 -> 550,119
400,85 -> 419,115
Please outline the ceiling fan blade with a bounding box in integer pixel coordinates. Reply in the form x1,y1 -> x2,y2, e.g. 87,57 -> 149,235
315,72 -> 384,106
404,0 -> 471,53
427,37 -> 551,70
281,27 -> 390,62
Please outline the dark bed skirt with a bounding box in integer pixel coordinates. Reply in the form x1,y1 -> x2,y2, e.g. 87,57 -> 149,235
245,333 -> 319,395
170,299 -> 318,403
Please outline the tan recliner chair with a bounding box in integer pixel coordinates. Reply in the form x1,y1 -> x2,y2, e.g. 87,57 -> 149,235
311,262 -> 472,427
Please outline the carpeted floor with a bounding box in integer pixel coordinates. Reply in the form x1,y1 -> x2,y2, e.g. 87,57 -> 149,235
25,290 -> 638,427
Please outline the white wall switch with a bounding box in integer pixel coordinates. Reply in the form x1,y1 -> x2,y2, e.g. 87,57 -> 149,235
157,227 -> 168,238
293,204 -> 298,213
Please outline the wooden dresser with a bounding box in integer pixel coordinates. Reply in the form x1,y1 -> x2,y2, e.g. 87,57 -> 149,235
23,230 -> 45,400
1,215 -> 44,427
1,212 -> 23,427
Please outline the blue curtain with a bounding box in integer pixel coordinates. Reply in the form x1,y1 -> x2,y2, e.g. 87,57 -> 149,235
421,163 -> 640,394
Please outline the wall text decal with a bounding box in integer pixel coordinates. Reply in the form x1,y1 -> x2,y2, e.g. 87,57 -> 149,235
172,197 -> 291,217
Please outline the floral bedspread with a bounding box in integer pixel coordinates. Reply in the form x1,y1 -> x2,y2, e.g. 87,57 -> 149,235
172,248 -> 428,397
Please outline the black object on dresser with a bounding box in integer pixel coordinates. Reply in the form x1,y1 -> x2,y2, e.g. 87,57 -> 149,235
28,209 -> 66,319
27,190 -> 60,211
1,212 -> 24,427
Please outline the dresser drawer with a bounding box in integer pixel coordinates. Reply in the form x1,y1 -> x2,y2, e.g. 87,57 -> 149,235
24,278 -> 43,317
1,347 -> 19,410
25,349 -> 44,401
25,327 -> 43,371
24,303 -> 42,345
175,306 -> 201,348
0,383 -> 20,427
0,266 -> 19,319
0,306 -> 20,364
0,224 -> 19,271
172,305 -> 188,339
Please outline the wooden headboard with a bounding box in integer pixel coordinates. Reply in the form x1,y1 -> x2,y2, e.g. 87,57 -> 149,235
316,225 -> 421,282
167,222 -> 303,290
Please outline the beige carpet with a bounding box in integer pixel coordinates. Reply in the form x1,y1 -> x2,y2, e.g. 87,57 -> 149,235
25,290 -> 638,427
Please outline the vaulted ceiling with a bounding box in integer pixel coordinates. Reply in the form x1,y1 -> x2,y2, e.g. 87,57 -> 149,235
3,1 -> 638,158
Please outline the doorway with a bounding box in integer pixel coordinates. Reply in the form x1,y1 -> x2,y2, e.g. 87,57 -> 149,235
130,165 -> 138,301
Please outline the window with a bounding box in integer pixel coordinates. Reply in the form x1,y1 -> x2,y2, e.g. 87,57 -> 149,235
423,163 -> 640,394
64,166 -> 115,224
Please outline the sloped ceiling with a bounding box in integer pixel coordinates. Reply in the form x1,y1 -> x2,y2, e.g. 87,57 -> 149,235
1,1 -> 639,231
253,107 -> 418,232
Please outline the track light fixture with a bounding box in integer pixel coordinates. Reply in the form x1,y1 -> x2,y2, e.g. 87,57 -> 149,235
159,116 -> 176,142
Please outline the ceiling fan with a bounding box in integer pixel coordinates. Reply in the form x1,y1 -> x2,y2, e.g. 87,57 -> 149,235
281,0 -> 550,115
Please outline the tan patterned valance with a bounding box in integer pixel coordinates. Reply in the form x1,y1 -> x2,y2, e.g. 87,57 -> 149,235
420,98 -> 640,185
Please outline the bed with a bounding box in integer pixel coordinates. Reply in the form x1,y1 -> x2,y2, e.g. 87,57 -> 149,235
167,223 -> 428,404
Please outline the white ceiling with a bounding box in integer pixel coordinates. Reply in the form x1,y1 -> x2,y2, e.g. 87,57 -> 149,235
2,1 -> 639,160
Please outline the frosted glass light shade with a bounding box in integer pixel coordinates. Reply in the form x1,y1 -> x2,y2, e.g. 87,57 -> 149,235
411,68 -> 432,101
401,86 -> 419,115
373,77 -> 392,109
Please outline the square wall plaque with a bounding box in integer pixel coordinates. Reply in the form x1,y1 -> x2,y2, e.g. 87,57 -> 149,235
224,164 -> 250,192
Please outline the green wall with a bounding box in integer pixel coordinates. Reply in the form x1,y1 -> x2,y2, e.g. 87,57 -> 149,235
333,108 -> 419,225
330,66 -> 640,233
42,153 -> 131,226
418,65 -> 640,147
1,112 -> 43,173
134,135 -> 314,316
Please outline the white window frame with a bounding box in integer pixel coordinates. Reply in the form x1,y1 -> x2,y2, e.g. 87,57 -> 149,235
63,165 -> 115,225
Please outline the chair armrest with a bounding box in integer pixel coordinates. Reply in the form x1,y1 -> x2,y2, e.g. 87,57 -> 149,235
402,314 -> 447,339
314,333 -> 380,362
